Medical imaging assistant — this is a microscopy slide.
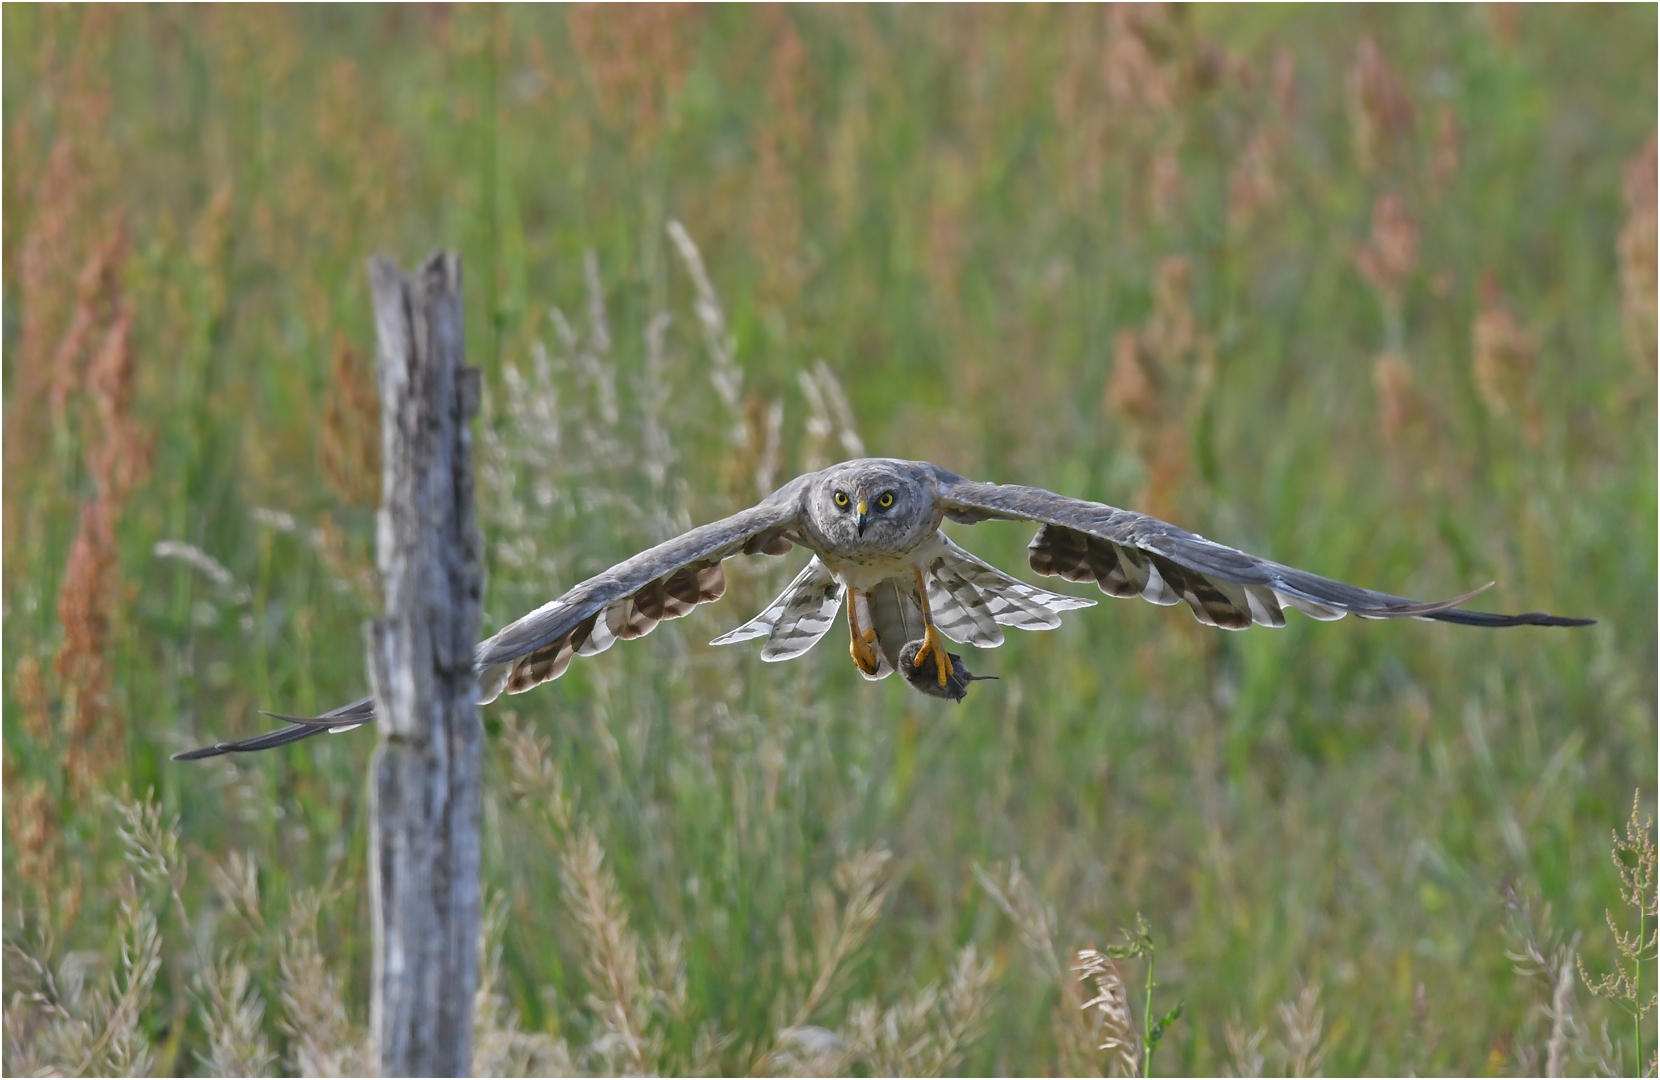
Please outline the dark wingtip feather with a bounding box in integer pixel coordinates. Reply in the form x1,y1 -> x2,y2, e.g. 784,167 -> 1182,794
263,696 -> 378,726
1370,582 -> 1496,618
172,722 -> 330,761
1428,609 -> 1597,628
173,696 -> 378,761
257,710 -> 359,727
1367,583 -> 1593,628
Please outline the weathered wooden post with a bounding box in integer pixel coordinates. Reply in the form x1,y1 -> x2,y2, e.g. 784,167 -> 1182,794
365,252 -> 483,1076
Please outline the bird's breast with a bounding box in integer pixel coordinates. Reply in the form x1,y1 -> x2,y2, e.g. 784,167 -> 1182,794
816,532 -> 948,591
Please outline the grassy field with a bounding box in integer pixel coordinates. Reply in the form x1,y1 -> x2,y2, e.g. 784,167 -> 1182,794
4,5 -> 1656,1075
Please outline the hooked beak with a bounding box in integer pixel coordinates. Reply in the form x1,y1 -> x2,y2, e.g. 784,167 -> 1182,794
855,498 -> 869,536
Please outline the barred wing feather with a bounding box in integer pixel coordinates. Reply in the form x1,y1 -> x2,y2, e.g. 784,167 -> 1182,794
930,469 -> 1593,632
925,536 -> 1097,648
172,478 -> 809,760
709,556 -> 846,662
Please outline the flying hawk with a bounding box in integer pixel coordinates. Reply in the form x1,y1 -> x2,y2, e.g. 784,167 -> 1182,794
175,458 -> 1591,760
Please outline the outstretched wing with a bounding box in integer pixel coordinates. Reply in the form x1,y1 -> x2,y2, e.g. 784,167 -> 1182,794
171,697 -> 376,761
173,476 -> 811,760
928,467 -> 1593,631
475,477 -> 807,696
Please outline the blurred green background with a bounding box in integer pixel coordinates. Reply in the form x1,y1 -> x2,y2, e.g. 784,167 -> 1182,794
4,5 -> 1655,1075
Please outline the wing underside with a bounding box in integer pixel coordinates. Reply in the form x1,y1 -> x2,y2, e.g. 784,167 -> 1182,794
932,471 -> 1592,631
173,479 -> 810,760
174,461 -> 1591,760
708,556 -> 846,662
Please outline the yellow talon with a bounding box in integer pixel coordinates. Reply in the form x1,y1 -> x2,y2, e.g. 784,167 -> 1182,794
908,565 -> 954,687
850,628 -> 880,675
911,626 -> 954,687
848,595 -> 881,675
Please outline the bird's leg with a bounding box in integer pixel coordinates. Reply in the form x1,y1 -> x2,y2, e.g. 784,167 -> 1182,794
910,565 -> 954,687
847,589 -> 881,675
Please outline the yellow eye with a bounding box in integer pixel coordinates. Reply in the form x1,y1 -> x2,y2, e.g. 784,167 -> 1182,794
834,491 -> 849,507
877,492 -> 895,509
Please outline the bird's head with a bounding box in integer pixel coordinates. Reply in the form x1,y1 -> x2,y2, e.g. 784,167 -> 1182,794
804,459 -> 939,554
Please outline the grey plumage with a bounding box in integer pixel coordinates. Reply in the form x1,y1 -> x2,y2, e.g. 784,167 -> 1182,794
926,535 -> 1095,645
709,557 -> 845,662
861,580 -> 920,678
175,458 -> 1593,759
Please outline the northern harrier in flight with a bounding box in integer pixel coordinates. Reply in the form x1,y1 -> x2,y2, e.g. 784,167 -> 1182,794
176,459 -> 1591,759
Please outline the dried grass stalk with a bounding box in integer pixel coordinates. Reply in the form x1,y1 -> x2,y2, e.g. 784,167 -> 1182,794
197,951 -> 275,1077
792,846 -> 893,1031
560,827 -> 656,1074
974,861 -> 1099,1076
319,334 -> 381,507
1619,136 -> 1658,372
3,880 -> 161,1077
1274,982 -> 1328,1078
1222,1016 -> 1267,1078
1076,948 -> 1139,1077
277,890 -> 368,1077
473,891 -> 573,1077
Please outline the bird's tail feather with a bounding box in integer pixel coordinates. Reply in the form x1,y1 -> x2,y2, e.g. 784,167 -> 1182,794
862,580 -> 924,679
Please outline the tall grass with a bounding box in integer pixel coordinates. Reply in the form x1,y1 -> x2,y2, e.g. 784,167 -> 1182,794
4,6 -> 1655,1074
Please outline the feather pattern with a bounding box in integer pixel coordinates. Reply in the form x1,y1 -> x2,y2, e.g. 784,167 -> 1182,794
925,561 -> 1005,647
864,579 -> 923,679
925,536 -> 1096,646
175,458 -> 1590,760
710,557 -> 846,662
938,469 -> 1592,631
175,476 -> 811,759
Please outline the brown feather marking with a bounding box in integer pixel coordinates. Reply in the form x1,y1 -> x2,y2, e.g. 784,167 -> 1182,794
547,638 -> 576,681
661,567 -> 703,617
742,530 -> 794,556
1027,525 -> 1059,575
1103,541 -> 1153,597
617,584 -> 660,638
568,613 -> 597,654
1243,585 -> 1287,627
632,579 -> 666,622
507,657 -> 549,693
1084,536 -> 1122,590
1028,524 -> 1094,582
1056,530 -> 1095,582
695,562 -> 727,603
1089,537 -> 1141,597
507,634 -> 579,694
1150,555 -> 1253,629
508,638 -> 560,693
